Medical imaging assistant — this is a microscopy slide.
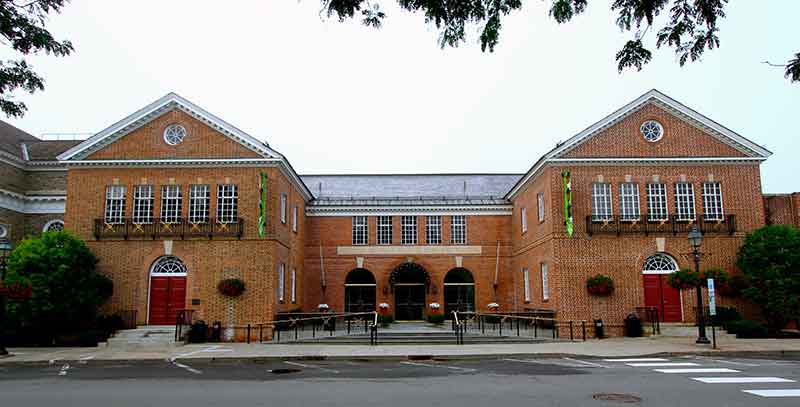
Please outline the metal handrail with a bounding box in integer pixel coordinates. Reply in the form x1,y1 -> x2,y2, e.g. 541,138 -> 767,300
452,311 -> 465,344
458,311 -> 588,341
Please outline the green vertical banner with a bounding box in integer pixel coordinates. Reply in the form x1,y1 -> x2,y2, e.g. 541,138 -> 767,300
562,170 -> 574,238
258,172 -> 268,238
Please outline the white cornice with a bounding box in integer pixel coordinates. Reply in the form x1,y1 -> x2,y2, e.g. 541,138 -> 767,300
306,205 -> 513,217
0,188 -> 65,214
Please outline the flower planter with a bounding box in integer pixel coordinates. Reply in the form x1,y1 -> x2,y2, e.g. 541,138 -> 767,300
217,278 -> 245,297
586,274 -> 614,296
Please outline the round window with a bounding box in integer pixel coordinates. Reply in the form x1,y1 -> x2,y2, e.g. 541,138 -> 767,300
163,124 -> 187,145
0,224 -> 8,238
640,120 -> 664,143
43,220 -> 65,233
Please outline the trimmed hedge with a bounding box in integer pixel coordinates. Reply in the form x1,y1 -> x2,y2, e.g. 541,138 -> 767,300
711,306 -> 742,329
727,320 -> 768,338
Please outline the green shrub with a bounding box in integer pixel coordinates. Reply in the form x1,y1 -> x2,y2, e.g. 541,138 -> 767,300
718,275 -> 748,298
667,268 -> 702,289
727,320 -> 768,338
586,274 -> 614,295
377,314 -> 394,324
427,313 -> 445,324
712,306 -> 742,329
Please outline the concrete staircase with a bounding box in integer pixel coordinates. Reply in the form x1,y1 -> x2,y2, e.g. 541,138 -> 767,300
104,326 -> 181,350
650,323 -> 737,340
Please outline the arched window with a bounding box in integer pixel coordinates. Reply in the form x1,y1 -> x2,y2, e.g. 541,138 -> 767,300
444,267 -> 474,284
43,220 -> 65,233
642,253 -> 679,274
345,268 -> 376,285
444,267 -> 475,315
151,256 -> 188,276
345,268 -> 376,314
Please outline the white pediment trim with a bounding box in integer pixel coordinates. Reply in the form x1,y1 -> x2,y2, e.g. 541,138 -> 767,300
306,204 -> 513,217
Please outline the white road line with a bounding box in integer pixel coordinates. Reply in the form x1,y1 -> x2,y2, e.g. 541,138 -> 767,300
58,364 -> 70,376
603,358 -> 669,362
284,361 -> 340,374
171,361 -> 202,375
627,362 -> 700,367
700,358 -> 760,367
692,377 -> 795,384
78,355 -> 95,364
654,368 -> 740,374
400,361 -> 476,372
562,358 -> 611,368
503,358 -> 593,369
742,389 -> 800,398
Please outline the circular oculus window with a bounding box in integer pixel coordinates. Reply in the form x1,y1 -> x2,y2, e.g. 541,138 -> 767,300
43,220 -> 65,233
640,120 -> 664,142
163,124 -> 187,145
0,224 -> 8,238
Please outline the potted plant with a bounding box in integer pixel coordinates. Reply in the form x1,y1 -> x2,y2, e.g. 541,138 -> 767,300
586,274 -> 615,296
377,304 -> 393,326
317,303 -> 330,313
427,302 -> 445,324
487,302 -> 500,312
667,268 -> 701,290
217,278 -> 245,297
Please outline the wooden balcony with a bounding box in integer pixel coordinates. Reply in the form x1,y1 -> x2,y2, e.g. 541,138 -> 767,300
94,218 -> 244,240
585,214 -> 736,237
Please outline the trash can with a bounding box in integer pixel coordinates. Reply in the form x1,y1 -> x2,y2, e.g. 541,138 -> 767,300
624,313 -> 643,338
210,321 -> 222,342
594,319 -> 605,339
188,320 -> 208,343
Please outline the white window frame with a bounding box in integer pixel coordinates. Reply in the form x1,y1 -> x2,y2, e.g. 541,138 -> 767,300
521,207 -> 528,233
540,263 -> 550,301
450,215 -> 466,244
674,182 -> 696,221
425,215 -> 442,245
216,184 -> 238,224
401,216 -> 417,245
523,268 -> 531,302
537,192 -> 545,222
591,183 -> 613,221
104,185 -> 126,225
619,183 -> 641,221
160,185 -> 183,224
377,216 -> 393,245
352,216 -> 368,245
290,268 -> 297,304
43,219 -> 65,233
188,184 -> 210,224
292,206 -> 298,232
702,182 -> 724,221
646,183 -> 669,222
133,185 -> 154,224
278,263 -> 286,303
280,193 -> 287,224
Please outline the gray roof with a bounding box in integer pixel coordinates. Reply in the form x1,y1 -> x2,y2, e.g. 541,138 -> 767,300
300,174 -> 523,202
0,120 -> 38,159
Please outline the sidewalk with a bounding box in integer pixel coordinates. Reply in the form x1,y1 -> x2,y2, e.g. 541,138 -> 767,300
2,335 -> 799,366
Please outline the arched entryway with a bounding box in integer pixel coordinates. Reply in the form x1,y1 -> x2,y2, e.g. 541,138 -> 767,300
390,262 -> 429,321
444,267 -> 475,316
642,253 -> 683,322
344,268 -> 376,313
148,256 -> 187,325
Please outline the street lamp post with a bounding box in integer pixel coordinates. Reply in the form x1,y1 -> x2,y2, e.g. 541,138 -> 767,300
688,226 -> 710,344
0,239 -> 12,356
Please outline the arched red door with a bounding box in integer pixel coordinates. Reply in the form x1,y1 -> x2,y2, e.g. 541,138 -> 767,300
642,253 -> 682,323
148,256 -> 188,325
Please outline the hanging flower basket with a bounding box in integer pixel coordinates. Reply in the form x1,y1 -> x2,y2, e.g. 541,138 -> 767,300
217,278 -> 246,297
318,303 -> 330,312
487,302 -> 500,312
667,269 -> 701,290
586,274 -> 615,296
378,303 -> 390,315
428,302 -> 441,312
2,282 -> 32,301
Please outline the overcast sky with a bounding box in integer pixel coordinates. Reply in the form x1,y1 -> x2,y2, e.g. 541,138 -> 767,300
4,1 -> 799,192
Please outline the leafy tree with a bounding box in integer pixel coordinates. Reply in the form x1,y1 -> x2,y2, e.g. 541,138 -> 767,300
0,0 -> 73,118
319,0 -> 799,83
3,231 -> 112,336
736,225 -> 800,334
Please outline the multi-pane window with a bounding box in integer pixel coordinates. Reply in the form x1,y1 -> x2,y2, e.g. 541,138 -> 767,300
104,185 -> 126,224
702,182 -> 724,221
216,184 -> 238,223
280,193 -> 287,224
521,207 -> 528,233
619,183 -> 641,221
674,182 -> 696,221
426,215 -> 442,244
277,263 -> 285,302
646,183 -> 669,221
188,185 -> 210,224
540,263 -> 550,301
450,215 -> 466,244
292,206 -> 298,232
377,216 -> 393,245
132,185 -> 154,224
290,268 -> 297,304
401,216 -> 417,245
523,268 -> 531,302
160,185 -> 183,223
591,183 -> 613,221
352,216 -> 368,245
537,192 -> 545,222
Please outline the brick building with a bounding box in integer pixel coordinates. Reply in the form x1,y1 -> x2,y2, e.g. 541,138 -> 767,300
1,89 -> 794,337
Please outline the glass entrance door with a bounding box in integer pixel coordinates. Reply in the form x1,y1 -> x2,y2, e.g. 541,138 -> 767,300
444,284 -> 475,316
395,284 -> 425,320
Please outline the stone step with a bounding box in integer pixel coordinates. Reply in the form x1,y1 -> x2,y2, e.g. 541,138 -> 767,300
105,326 -> 181,349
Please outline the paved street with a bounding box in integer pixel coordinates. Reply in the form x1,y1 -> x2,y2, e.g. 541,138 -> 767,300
2,355 -> 799,406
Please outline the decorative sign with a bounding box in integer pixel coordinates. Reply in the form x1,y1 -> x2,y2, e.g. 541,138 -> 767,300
258,172 -> 268,238
707,278 -> 716,316
561,170 -> 574,238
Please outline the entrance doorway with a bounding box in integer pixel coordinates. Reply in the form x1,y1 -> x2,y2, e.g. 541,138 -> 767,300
344,268 -> 376,313
390,262 -> 429,321
642,253 -> 682,322
148,256 -> 187,325
444,267 -> 475,317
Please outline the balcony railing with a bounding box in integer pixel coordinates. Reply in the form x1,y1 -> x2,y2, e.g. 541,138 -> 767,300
94,218 -> 244,240
585,214 -> 736,236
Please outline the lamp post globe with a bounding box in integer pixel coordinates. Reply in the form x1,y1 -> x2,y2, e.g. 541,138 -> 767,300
688,226 -> 710,344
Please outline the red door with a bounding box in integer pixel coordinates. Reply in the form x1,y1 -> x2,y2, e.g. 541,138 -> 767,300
643,274 -> 682,322
149,276 -> 187,325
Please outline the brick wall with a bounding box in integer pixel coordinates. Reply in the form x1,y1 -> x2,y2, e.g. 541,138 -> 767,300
764,193 -> 800,228
0,162 -> 27,193
25,171 -> 68,192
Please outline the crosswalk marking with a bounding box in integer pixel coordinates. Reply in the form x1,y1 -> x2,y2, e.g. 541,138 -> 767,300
742,389 -> 800,398
627,362 -> 699,367
603,358 -> 668,362
654,368 -> 740,374
692,377 -> 795,384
